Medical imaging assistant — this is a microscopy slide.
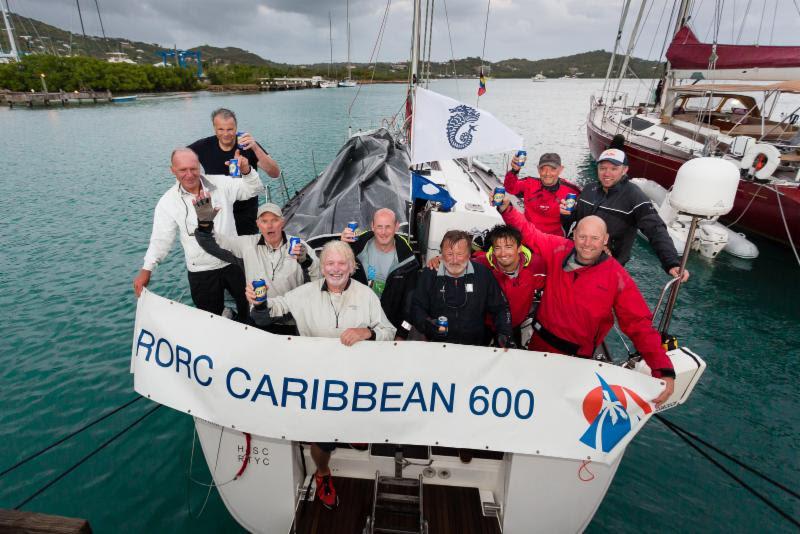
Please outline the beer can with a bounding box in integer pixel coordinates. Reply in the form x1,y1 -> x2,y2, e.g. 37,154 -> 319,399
347,221 -> 358,240
516,150 -> 527,167
288,236 -> 301,256
252,279 -> 268,304
492,187 -> 506,207
436,316 -> 448,333
564,193 -> 578,213
227,159 -> 240,177
236,131 -> 246,150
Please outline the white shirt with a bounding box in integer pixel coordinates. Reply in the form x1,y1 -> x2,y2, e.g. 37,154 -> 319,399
142,170 -> 264,272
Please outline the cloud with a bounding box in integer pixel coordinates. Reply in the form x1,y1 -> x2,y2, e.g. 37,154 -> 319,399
7,0 -> 800,64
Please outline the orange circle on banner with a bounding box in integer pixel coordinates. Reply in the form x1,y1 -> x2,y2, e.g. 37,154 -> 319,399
582,385 -> 651,422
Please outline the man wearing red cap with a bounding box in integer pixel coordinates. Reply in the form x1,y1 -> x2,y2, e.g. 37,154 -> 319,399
504,152 -> 580,236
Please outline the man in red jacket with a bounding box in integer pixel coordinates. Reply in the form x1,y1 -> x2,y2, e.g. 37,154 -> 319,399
504,152 -> 580,236
497,196 -> 675,406
473,225 -> 546,346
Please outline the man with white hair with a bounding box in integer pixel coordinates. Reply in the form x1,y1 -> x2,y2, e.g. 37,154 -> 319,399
245,240 -> 395,511
498,195 -> 675,407
132,148 -> 264,320
193,199 -> 320,334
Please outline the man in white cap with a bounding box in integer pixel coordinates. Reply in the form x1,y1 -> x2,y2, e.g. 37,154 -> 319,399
193,199 -> 320,333
561,148 -> 688,280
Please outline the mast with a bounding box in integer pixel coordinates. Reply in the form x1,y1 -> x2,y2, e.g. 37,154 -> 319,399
611,0 -> 648,103
660,0 -> 693,120
346,0 -> 352,80
328,11 -> 333,78
600,0 -> 632,101
1,0 -> 19,61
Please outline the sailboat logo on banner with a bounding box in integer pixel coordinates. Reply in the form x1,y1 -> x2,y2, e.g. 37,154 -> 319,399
579,374 -> 652,453
446,105 -> 481,149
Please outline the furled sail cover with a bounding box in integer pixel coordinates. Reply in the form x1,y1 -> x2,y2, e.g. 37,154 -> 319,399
282,128 -> 411,242
666,26 -> 800,70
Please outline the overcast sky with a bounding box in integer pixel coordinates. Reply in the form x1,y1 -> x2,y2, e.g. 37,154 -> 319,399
5,0 -> 800,64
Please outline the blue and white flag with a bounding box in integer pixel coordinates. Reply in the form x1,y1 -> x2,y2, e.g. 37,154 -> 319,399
411,172 -> 456,210
410,87 -> 523,165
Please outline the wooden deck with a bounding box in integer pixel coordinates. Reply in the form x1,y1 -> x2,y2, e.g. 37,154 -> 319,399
1,90 -> 112,108
293,476 -> 502,534
0,509 -> 92,533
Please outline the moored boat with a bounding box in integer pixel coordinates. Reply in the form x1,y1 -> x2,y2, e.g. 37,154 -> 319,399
588,1 -> 800,251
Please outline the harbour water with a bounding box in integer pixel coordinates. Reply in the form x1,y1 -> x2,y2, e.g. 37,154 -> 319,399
1,79 -> 798,532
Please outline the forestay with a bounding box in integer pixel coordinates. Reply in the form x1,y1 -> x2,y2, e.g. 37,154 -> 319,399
131,290 -> 665,465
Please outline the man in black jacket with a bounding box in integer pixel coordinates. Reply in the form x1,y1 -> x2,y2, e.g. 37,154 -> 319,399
341,208 -> 419,339
409,230 -> 513,347
562,148 -> 689,280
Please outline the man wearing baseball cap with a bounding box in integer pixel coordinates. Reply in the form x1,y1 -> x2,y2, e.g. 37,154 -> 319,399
504,152 -> 581,236
193,199 -> 320,333
561,148 -> 688,280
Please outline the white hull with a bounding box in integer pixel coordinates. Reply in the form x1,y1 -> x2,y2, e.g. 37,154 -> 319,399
338,80 -> 358,87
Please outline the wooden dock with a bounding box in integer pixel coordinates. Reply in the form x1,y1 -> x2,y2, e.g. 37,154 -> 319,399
0,509 -> 92,533
1,89 -> 112,108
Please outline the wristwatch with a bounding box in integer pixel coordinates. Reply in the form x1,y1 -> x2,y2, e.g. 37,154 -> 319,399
367,327 -> 376,341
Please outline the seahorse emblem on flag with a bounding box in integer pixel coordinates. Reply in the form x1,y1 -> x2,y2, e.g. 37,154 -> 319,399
446,105 -> 481,149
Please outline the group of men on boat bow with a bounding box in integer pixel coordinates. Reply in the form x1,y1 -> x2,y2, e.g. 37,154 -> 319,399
131,107 -> 689,512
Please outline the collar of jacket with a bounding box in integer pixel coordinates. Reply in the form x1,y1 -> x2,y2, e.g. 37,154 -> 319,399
598,174 -> 629,196
351,232 -> 414,262
540,178 -> 561,193
485,245 -> 533,270
178,175 -> 216,196
437,260 -> 475,278
561,248 -> 609,271
321,278 -> 352,292
257,231 -> 287,251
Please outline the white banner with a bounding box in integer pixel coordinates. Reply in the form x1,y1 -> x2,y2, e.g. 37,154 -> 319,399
410,87 -> 524,165
131,290 -> 664,464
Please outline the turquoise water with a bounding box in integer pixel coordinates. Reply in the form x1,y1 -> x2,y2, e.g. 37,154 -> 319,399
1,80 -> 798,532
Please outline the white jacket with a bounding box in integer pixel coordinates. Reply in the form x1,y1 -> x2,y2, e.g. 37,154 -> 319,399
142,170 -> 264,272
265,279 -> 396,340
210,232 -> 321,297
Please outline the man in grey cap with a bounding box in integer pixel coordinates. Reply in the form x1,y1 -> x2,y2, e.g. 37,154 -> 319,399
504,152 -> 581,235
193,199 -> 320,333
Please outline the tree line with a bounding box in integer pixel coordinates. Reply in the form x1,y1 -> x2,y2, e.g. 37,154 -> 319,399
0,55 -> 199,92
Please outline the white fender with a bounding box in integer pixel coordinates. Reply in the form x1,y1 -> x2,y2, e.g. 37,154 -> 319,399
740,143 -> 781,180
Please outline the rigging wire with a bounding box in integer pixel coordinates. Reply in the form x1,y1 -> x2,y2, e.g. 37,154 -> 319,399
14,404 -> 162,510
735,0 -> 752,44
441,0 -> 461,99
656,415 -> 800,528
0,395 -> 144,479
794,0 -> 800,18
421,0 -> 431,85
768,0 -> 777,45
74,0 -> 87,39
424,0 -> 436,84
476,0 -> 492,107
755,0 -> 767,45
347,0 -> 392,121
772,184 -> 800,267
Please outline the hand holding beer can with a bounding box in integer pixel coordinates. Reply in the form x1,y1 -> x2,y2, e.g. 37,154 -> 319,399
227,159 -> 241,177
347,221 -> 358,241
236,131 -> 247,151
252,279 -> 268,304
564,193 -> 578,213
436,316 -> 448,334
515,150 -> 527,168
492,187 -> 506,207
288,236 -> 301,256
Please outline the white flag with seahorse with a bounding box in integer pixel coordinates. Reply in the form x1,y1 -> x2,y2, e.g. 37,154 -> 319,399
410,87 -> 523,165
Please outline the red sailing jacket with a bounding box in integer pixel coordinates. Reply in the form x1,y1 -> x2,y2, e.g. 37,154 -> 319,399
473,248 -> 546,329
502,206 -> 674,377
504,171 -> 581,236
